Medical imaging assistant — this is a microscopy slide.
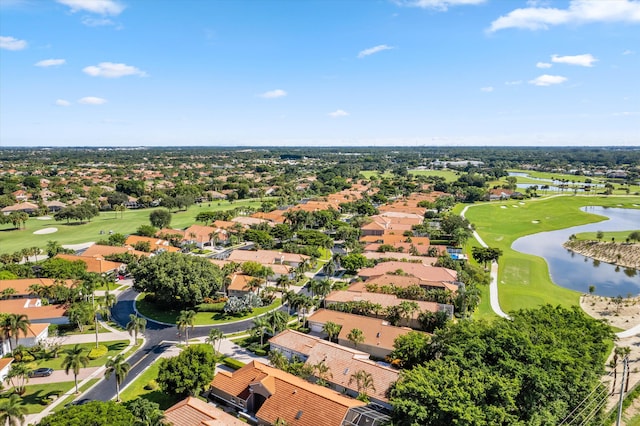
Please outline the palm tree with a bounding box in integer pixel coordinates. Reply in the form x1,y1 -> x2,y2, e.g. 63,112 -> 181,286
93,303 -> 110,349
314,360 -> 333,387
6,363 -> 30,395
8,314 -> 30,352
268,349 -> 288,370
346,328 -> 364,350
126,314 -> 147,344
62,344 -> 89,394
397,301 -> 419,327
252,316 -> 272,346
177,310 -> 196,345
127,398 -> 167,426
349,370 -> 376,402
205,328 -> 224,354
0,393 -> 27,426
105,354 -> 131,402
322,321 -> 342,343
265,310 -> 288,334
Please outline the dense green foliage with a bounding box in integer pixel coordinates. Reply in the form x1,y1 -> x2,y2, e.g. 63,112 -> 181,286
157,345 -> 217,397
39,401 -> 135,426
130,252 -> 223,306
390,305 -> 614,426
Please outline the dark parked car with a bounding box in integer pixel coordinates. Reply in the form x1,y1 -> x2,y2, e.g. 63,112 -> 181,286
28,367 -> 54,378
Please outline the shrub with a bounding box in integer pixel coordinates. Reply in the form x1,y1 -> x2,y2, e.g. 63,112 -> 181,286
195,302 -> 226,313
88,344 -> 108,360
144,380 -> 158,391
222,357 -> 245,370
254,349 -> 267,356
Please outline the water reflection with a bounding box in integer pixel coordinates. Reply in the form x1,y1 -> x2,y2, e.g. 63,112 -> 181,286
512,207 -> 640,297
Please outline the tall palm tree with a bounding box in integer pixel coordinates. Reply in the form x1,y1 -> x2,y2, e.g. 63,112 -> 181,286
0,393 -> 27,426
265,310 -> 288,335
62,344 -> 89,393
314,360 -> 333,387
8,314 -> 30,352
93,303 -> 110,349
177,310 -> 196,346
349,370 -> 376,402
252,317 -> 272,346
205,328 -> 224,354
322,321 -> 342,343
126,314 -> 147,344
105,354 -> 131,402
346,328 -> 364,350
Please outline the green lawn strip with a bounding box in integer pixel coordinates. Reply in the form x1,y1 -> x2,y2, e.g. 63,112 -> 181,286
119,359 -> 180,409
54,378 -> 100,411
0,381 -> 76,414
136,295 -> 282,325
408,169 -> 459,182
53,323 -> 108,336
34,340 -> 129,370
463,196 -> 640,313
573,230 -> 640,241
508,169 -> 640,195
360,171 -> 393,179
0,199 -> 267,254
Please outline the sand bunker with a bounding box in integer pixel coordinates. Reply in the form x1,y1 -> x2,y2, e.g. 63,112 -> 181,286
519,202 -> 525,205
512,205 -> 519,208
36,216 -> 52,220
33,227 -> 58,235
532,220 -> 540,224
500,206 -> 507,209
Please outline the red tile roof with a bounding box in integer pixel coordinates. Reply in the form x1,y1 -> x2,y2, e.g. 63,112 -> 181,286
164,396 -> 245,426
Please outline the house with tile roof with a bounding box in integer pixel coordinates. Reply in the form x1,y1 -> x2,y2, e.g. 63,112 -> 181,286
1,323 -> 49,356
361,252 -> 438,264
357,261 -> 459,293
81,244 -> 149,259
227,249 -> 309,268
0,358 -> 14,383
324,290 -> 453,328
209,360 -> 367,426
306,309 -> 412,359
0,278 -> 75,298
124,235 -> 180,253
269,329 -> 399,410
1,202 -> 39,215
54,254 -> 125,275
0,298 -> 67,324
164,396 -> 245,426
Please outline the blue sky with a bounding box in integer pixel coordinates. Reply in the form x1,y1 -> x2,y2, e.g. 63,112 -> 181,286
0,0 -> 638,147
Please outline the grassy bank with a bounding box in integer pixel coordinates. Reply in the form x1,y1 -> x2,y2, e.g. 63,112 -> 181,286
462,195 -> 640,314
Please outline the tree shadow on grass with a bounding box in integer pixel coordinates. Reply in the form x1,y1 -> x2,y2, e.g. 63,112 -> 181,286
140,391 -> 181,410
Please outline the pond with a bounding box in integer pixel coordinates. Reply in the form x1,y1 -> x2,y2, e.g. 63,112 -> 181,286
512,206 -> 640,297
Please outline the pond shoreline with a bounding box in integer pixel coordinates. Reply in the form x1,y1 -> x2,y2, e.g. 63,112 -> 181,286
563,240 -> 640,270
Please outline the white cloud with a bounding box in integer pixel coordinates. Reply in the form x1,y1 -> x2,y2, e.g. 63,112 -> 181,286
623,49 -> 635,55
529,74 -> 568,86
480,86 -> 494,92
259,89 -> 287,99
35,59 -> 66,67
55,99 -> 71,107
536,62 -> 552,68
78,96 -> 107,105
393,0 -> 485,11
551,53 -> 597,67
357,44 -> 394,58
56,0 -> 125,15
328,109 -> 349,117
489,0 -> 640,32
612,111 -> 640,116
505,80 -> 522,85
0,36 -> 27,50
81,16 -> 116,26
83,62 -> 147,78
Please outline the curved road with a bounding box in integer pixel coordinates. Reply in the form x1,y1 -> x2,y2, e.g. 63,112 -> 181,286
79,288 -> 271,402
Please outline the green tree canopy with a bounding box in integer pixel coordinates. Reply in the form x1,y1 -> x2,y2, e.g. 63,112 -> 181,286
39,401 -> 135,426
149,209 -> 172,229
157,344 -> 217,397
130,252 -> 223,306
390,305 -> 614,426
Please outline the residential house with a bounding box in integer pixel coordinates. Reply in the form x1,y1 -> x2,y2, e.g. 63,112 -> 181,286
362,252 -> 438,264
0,298 -> 68,324
43,200 -> 67,212
0,358 -> 14,383
209,360 -> 367,426
269,329 -> 399,410
357,261 -> 459,293
1,202 -> 39,216
54,254 -> 125,275
164,396 -> 245,426
227,250 -> 309,268
306,309 -> 412,359
124,235 -> 180,253
0,278 -> 75,298
226,273 -> 256,298
1,323 -> 49,356
81,244 -> 149,259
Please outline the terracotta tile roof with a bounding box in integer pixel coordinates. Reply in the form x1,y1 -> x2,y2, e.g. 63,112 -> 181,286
0,278 -> 75,296
55,254 -> 124,274
211,361 -> 365,426
361,252 -> 437,263
157,228 -> 186,238
82,244 -> 149,258
363,242 -> 435,255
377,205 -> 426,216
0,298 -> 67,321
8,322 -> 49,339
183,224 -> 218,244
227,273 -> 254,292
124,235 -> 180,252
164,396 -> 245,426
1,202 -> 39,212
307,309 -> 411,353
358,261 -> 457,282
325,290 -> 441,315
227,249 -> 308,265
0,358 -> 14,371
250,211 -> 286,224
211,220 -> 237,229
231,216 -> 271,227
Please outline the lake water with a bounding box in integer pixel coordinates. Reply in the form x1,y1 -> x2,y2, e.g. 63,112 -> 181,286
511,206 -> 640,297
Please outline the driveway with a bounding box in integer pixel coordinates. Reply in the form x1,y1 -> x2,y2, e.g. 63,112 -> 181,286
27,367 -> 101,385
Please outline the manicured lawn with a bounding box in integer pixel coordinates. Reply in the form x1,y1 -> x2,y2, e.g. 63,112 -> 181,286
34,340 -> 129,369
360,171 -> 393,179
0,198 -> 267,254
573,230 -> 640,241
136,296 -> 282,325
119,359 -> 180,409
408,169 -> 459,182
0,382 -> 75,414
462,195 -> 640,314
507,169 -> 640,195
